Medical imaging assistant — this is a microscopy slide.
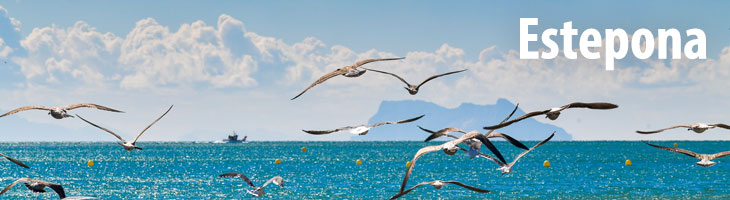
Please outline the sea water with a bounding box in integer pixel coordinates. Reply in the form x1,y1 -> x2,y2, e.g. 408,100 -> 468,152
0,141 -> 729,199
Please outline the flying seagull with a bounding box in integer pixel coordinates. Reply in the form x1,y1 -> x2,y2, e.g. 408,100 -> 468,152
399,130 -> 504,193
303,115 -> 424,135
637,123 -> 730,134
471,132 -> 554,174
219,172 -> 284,197
643,141 -> 730,167
0,178 -> 99,199
0,103 -> 124,119
0,153 -> 30,169
390,180 -> 489,199
76,105 -> 173,151
291,57 -> 405,100
362,68 -> 467,95
483,102 -> 618,130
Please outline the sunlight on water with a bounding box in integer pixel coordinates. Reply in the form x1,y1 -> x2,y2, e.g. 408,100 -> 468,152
1,141 -> 729,199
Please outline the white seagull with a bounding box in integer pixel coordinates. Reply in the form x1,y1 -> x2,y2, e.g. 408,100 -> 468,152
468,132 -> 554,174
484,102 -> 618,130
390,180 -> 489,199
0,103 -> 123,119
291,57 -> 405,100
637,123 -> 730,134
643,141 -> 730,167
303,115 -> 424,135
76,105 -> 173,151
219,172 -> 284,197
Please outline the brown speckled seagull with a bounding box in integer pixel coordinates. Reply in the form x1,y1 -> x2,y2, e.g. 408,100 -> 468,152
362,68 -> 467,95
484,102 -> 618,130
637,123 -> 730,134
291,57 -> 405,100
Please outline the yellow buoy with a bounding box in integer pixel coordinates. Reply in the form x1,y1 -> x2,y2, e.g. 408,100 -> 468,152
275,159 -> 282,164
625,159 -> 632,166
356,159 -> 363,165
543,160 -> 550,167
301,147 -> 308,152
406,161 -> 411,167
674,143 -> 678,147
87,160 -> 94,167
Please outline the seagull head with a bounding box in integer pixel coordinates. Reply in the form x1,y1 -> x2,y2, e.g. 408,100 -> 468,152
545,111 -> 560,120
497,166 -> 511,174
405,86 -> 418,95
430,181 -> 445,189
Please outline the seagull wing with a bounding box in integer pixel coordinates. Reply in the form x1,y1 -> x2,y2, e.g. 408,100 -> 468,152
361,67 -> 411,86
219,172 -> 256,188
368,115 -> 425,128
487,132 -> 529,150
507,132 -> 555,167
473,134 -> 507,164
712,123 -> 730,130
302,126 -> 353,135
353,57 -> 405,68
419,126 -> 461,142
459,146 -> 505,166
76,114 -> 126,142
46,183 -> 66,199
131,105 -> 173,144
0,106 -> 54,118
0,153 -> 30,169
709,151 -> 730,160
390,181 -> 434,200
0,178 -> 29,196
62,103 -> 124,113
483,110 -> 550,130
400,145 -> 444,192
261,176 -> 284,188
636,124 -> 692,134
642,141 -> 701,159
443,181 -> 491,193
414,69 -> 468,90
558,102 -> 618,111
61,197 -> 101,200
291,69 -> 347,100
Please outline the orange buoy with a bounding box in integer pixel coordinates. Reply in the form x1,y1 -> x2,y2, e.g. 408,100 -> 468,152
543,160 -> 550,167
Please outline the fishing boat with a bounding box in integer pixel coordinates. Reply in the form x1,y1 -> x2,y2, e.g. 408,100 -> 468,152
215,131 -> 248,143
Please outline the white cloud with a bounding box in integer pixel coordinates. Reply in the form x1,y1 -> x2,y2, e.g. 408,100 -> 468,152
4,12 -> 730,141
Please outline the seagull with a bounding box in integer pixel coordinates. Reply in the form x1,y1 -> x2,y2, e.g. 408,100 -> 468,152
291,57 -> 405,100
0,103 -> 124,119
362,68 -> 467,95
303,115 -> 424,135
76,105 -> 173,151
0,178 -> 99,199
470,132 -> 554,174
0,153 -> 30,169
637,123 -> 730,134
390,180 -> 489,199
399,130 -> 504,193
219,172 -> 284,197
643,141 -> 730,167
483,102 -> 618,130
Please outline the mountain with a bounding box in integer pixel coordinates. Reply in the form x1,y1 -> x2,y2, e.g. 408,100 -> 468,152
352,98 -> 571,141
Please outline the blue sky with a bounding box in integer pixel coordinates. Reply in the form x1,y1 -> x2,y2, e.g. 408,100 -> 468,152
1,1 -> 730,141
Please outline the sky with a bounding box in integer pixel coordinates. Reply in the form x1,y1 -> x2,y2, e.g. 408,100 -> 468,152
0,1 -> 729,141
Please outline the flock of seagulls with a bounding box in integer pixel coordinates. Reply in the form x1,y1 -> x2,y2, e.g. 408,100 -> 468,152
0,56 -> 725,198
0,103 -> 171,198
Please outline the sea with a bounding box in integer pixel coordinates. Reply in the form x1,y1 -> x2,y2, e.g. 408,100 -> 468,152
1,141 -> 729,199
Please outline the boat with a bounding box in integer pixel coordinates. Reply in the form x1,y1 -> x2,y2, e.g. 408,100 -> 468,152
218,131 -> 248,143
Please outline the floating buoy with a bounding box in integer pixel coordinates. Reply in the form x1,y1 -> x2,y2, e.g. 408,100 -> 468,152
356,159 -> 363,165
625,159 -> 632,166
301,147 -> 308,152
275,159 -> 282,164
406,161 -> 411,167
87,160 -> 94,167
543,160 -> 550,167
674,143 -> 678,147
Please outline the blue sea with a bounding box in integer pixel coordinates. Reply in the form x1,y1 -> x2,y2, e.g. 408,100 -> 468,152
1,141 -> 729,199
